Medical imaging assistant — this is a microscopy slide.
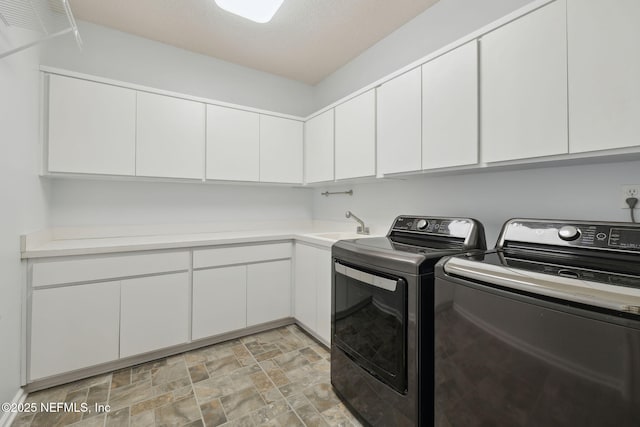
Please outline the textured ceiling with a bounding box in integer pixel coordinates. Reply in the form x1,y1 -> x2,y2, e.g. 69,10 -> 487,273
68,0 -> 440,84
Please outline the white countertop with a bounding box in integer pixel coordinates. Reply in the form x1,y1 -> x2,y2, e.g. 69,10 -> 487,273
21,223 -> 383,259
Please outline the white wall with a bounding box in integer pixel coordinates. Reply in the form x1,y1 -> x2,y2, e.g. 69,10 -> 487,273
0,29 -> 50,405
41,21 -> 314,116
312,0 -> 535,110
49,179 -> 312,228
312,160 -> 640,246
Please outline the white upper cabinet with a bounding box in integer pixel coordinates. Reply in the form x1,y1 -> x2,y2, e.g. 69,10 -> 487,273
136,92 -> 205,179
206,105 -> 260,182
48,75 -> 136,175
567,0 -> 640,153
259,115 -> 303,184
422,41 -> 478,170
377,68 -> 422,175
335,90 -> 376,180
480,0 -> 568,163
304,110 -> 334,183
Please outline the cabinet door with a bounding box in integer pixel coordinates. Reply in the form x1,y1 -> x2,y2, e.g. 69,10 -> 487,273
568,0 -> 640,153
247,260 -> 291,326
377,68 -> 422,175
294,244 -> 317,330
259,116 -> 303,183
304,110 -> 334,183
193,266 -> 247,340
136,92 -> 205,179
30,281 -> 120,380
315,248 -> 332,344
480,0 -> 568,162
422,41 -> 478,169
48,75 -> 136,175
335,90 -> 376,180
206,105 -> 260,181
120,272 -> 189,357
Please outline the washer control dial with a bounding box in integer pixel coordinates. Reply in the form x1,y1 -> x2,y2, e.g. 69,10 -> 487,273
416,219 -> 428,230
558,225 -> 580,241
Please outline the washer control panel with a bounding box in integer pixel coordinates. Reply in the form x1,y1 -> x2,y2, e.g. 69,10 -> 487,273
392,216 -> 473,239
501,220 -> 640,252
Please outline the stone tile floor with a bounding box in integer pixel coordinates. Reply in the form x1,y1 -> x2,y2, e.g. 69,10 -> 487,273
12,325 -> 362,427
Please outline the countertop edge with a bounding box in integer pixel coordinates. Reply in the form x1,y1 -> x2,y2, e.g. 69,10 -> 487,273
21,232 -> 344,259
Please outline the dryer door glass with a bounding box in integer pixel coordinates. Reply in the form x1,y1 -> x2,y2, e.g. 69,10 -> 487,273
333,261 -> 407,393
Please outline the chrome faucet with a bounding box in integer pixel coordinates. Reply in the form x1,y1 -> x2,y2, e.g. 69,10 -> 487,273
345,211 -> 370,235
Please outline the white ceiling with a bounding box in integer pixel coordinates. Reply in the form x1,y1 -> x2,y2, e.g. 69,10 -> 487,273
68,0 -> 440,85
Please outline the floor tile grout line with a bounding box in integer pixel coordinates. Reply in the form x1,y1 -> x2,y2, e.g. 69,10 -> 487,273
101,374 -> 113,427
137,357 -> 202,425
247,333 -> 289,398
124,368 -> 132,427
262,327 -> 330,426
186,355 -> 209,427
239,336 -> 281,422
199,339 -> 260,426
242,329 -> 304,424
283,326 -> 346,427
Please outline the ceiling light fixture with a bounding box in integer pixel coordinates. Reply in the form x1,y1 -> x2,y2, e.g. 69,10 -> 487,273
214,0 -> 284,23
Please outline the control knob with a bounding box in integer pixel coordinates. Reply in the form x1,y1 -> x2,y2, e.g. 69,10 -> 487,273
416,219 -> 428,230
558,225 -> 580,241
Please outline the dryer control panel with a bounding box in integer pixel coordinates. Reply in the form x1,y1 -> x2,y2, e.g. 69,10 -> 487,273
392,216 -> 473,238
500,219 -> 640,253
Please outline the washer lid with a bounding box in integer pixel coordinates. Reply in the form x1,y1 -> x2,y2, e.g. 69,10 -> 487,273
442,255 -> 640,315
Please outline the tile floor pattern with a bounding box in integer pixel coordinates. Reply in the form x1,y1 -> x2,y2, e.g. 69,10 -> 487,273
11,325 -> 363,427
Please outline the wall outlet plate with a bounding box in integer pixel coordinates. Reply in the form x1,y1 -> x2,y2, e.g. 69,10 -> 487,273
621,184 -> 640,208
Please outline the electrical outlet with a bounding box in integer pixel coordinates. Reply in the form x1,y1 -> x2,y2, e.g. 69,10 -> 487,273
621,184 -> 640,208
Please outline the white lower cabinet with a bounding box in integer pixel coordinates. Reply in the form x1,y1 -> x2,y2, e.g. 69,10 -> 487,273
294,244 -> 332,344
315,250 -> 332,344
247,260 -> 292,326
30,281 -> 120,380
27,243 -> 296,384
120,272 -> 190,358
192,266 -> 247,340
294,244 -> 317,330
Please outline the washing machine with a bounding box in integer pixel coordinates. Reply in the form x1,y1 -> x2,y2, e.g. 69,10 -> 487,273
435,218 -> 640,426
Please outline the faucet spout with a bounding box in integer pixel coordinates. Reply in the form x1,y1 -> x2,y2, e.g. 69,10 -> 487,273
345,211 -> 370,235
